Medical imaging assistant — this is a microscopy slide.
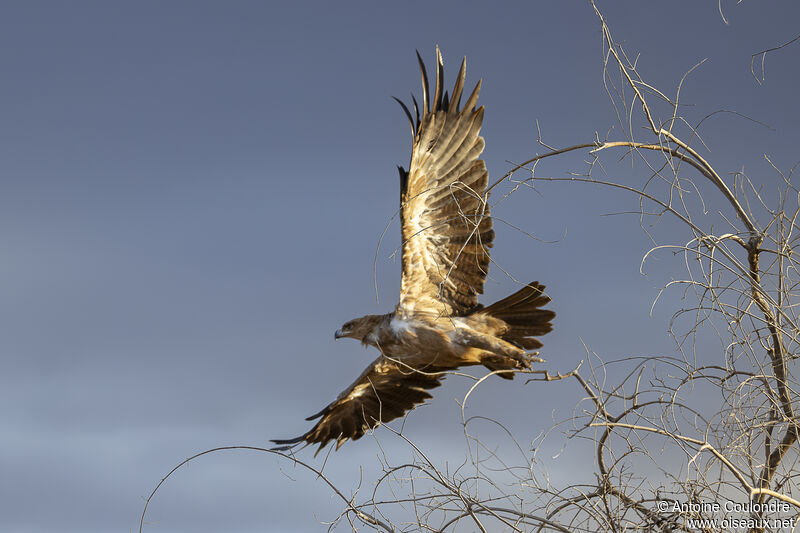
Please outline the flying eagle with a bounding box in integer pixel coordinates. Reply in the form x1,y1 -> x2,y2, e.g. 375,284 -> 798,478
272,48 -> 554,453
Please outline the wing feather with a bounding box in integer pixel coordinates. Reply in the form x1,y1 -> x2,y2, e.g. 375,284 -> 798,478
392,96 -> 416,139
416,50 -> 430,114
271,357 -> 444,454
398,48 -> 493,317
449,58 -> 467,112
432,47 -> 444,113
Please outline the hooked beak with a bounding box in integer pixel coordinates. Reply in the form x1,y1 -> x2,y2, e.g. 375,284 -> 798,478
334,329 -> 343,340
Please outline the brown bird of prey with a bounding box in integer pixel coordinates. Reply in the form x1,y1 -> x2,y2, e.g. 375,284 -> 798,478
272,48 -> 554,453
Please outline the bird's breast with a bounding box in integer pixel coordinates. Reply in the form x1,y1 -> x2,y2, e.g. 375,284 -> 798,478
374,315 -> 454,357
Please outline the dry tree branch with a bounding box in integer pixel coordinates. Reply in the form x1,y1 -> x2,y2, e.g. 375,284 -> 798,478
751,32 -> 800,84
139,446 -> 393,533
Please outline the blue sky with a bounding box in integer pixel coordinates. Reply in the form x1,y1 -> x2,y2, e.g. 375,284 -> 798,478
2,1 -> 799,531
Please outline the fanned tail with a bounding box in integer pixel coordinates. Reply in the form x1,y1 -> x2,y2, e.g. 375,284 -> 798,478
477,281 -> 554,351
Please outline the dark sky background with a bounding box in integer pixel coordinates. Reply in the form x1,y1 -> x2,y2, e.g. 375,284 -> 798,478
2,1 -> 799,531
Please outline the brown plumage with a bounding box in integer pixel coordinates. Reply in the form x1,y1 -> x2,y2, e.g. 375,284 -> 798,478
272,48 -> 554,454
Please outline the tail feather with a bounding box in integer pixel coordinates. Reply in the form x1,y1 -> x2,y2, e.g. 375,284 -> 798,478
476,281 -> 555,350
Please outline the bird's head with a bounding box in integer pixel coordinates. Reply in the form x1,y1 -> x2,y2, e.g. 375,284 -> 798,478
335,315 -> 382,342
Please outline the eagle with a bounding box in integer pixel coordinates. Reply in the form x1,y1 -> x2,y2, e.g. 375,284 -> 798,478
272,48 -> 554,453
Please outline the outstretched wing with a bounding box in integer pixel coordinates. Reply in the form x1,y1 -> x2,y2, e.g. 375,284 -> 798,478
396,48 -> 494,318
271,357 -> 444,454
